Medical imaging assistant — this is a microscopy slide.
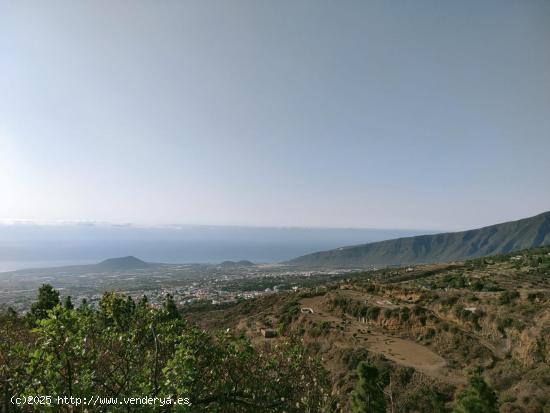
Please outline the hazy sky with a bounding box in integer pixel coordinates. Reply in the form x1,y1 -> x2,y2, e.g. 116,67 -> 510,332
1,0 -> 549,231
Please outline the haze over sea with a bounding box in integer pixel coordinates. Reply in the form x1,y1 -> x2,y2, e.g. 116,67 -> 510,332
0,223 -> 430,272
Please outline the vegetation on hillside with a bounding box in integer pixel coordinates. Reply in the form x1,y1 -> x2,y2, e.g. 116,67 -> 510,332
288,211 -> 550,267
2,246 -> 550,412
0,287 -> 331,412
186,246 -> 550,412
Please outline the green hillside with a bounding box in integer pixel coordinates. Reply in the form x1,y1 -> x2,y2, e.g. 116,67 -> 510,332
287,211 -> 550,267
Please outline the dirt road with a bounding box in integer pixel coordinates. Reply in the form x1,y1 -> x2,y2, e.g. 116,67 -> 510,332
300,296 -> 466,385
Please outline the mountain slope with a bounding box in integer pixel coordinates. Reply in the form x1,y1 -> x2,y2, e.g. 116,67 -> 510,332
286,211 -> 550,267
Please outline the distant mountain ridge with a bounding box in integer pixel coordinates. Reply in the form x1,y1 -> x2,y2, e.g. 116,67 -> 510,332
96,256 -> 150,270
218,260 -> 255,268
286,211 -> 550,268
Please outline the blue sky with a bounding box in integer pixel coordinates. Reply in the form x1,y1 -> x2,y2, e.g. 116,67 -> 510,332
1,0 -> 549,230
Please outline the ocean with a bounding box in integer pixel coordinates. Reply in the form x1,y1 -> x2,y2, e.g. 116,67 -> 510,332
0,224 -> 431,272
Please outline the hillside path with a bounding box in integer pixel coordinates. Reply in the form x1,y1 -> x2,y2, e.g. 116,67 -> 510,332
300,296 -> 466,385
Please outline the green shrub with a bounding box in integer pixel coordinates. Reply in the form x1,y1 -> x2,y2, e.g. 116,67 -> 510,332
366,306 -> 381,320
499,290 -> 520,305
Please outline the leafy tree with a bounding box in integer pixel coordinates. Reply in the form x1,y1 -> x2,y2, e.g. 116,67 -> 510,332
99,291 -> 136,330
29,284 -> 60,321
6,307 -> 17,318
1,288 -> 332,412
64,295 -> 74,310
138,294 -> 149,307
29,305 -> 96,397
350,362 -> 387,413
164,331 -> 330,412
162,293 -> 179,320
453,375 -> 498,413
0,309 -> 34,412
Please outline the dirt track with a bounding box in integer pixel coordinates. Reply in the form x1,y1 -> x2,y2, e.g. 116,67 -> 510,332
300,296 -> 466,385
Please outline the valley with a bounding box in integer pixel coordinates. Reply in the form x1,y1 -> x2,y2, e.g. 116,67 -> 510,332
184,246 -> 550,412
1,218 -> 549,411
